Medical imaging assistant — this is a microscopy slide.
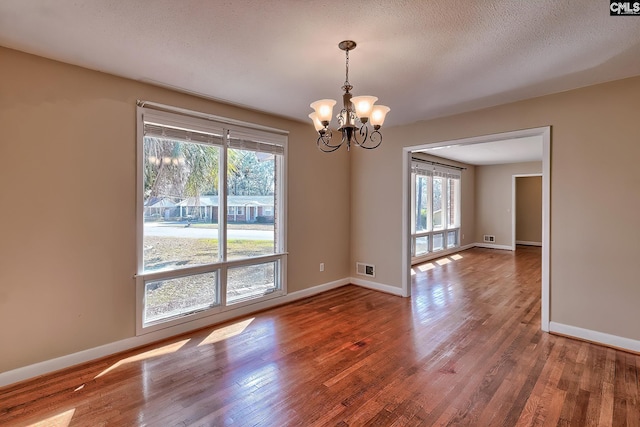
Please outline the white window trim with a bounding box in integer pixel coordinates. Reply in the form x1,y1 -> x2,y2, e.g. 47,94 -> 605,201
135,104 -> 288,336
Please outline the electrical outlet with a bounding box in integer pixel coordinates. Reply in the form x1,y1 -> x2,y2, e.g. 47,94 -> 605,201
320,263 -> 324,272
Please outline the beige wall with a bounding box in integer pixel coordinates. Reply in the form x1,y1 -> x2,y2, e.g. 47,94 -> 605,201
0,47 -> 351,373
475,162 -> 542,246
516,176 -> 542,243
351,75 -> 640,342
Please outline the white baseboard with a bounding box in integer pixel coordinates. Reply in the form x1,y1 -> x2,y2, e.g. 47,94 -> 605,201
474,242 -> 514,251
459,243 -> 476,251
0,278 -> 350,388
516,240 -> 542,246
350,277 -> 404,296
549,321 -> 640,353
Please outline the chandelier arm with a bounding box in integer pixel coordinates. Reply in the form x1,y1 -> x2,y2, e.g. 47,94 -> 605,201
316,130 -> 344,152
358,129 -> 383,150
318,130 -> 337,147
317,138 -> 342,152
321,131 -> 344,149
317,141 -> 342,152
351,123 -> 369,148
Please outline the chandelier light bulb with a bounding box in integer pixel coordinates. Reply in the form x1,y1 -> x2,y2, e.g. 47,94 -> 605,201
350,96 -> 378,121
370,105 -> 390,128
310,99 -> 336,124
308,112 -> 325,132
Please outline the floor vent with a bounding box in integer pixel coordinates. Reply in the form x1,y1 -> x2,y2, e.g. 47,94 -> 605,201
483,235 -> 496,243
356,262 -> 375,278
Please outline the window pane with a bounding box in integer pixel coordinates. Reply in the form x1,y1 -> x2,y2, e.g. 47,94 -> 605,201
139,109 -> 287,331
144,271 -> 218,325
415,175 -> 429,232
433,233 -> 444,251
447,178 -> 460,228
227,261 -> 278,304
143,137 -> 220,272
415,236 -> 429,256
432,177 -> 443,230
447,230 -> 457,248
227,148 -> 277,260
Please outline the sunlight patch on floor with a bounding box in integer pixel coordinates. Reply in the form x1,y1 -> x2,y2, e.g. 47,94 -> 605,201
27,408 -> 75,427
411,263 -> 435,275
95,339 -> 190,379
198,318 -> 254,346
419,263 -> 435,271
412,252 -> 465,274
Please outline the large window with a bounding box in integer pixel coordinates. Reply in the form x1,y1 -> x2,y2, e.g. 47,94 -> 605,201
411,160 -> 461,260
137,106 -> 287,333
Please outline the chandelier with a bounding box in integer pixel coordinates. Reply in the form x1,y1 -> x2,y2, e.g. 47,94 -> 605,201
309,40 -> 390,152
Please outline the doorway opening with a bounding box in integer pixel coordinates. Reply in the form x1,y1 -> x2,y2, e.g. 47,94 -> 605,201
513,174 -> 543,250
402,127 -> 550,331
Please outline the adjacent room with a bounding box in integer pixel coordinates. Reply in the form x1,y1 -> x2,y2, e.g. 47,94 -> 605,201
1,1 -> 639,425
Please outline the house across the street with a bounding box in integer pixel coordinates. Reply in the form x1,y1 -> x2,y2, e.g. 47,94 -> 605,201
145,195 -> 274,223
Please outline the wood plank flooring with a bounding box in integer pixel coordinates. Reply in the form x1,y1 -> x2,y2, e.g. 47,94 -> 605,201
1,246 -> 639,426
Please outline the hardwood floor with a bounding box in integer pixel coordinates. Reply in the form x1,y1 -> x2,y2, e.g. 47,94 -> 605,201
1,247 -> 639,426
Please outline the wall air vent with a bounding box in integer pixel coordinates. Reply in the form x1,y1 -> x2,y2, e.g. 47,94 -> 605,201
483,235 -> 496,243
356,262 -> 375,278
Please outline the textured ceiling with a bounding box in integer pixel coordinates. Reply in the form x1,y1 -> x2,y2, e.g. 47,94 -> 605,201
1,0 -> 640,129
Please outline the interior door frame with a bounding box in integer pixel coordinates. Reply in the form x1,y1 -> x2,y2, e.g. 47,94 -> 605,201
402,126 -> 551,332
